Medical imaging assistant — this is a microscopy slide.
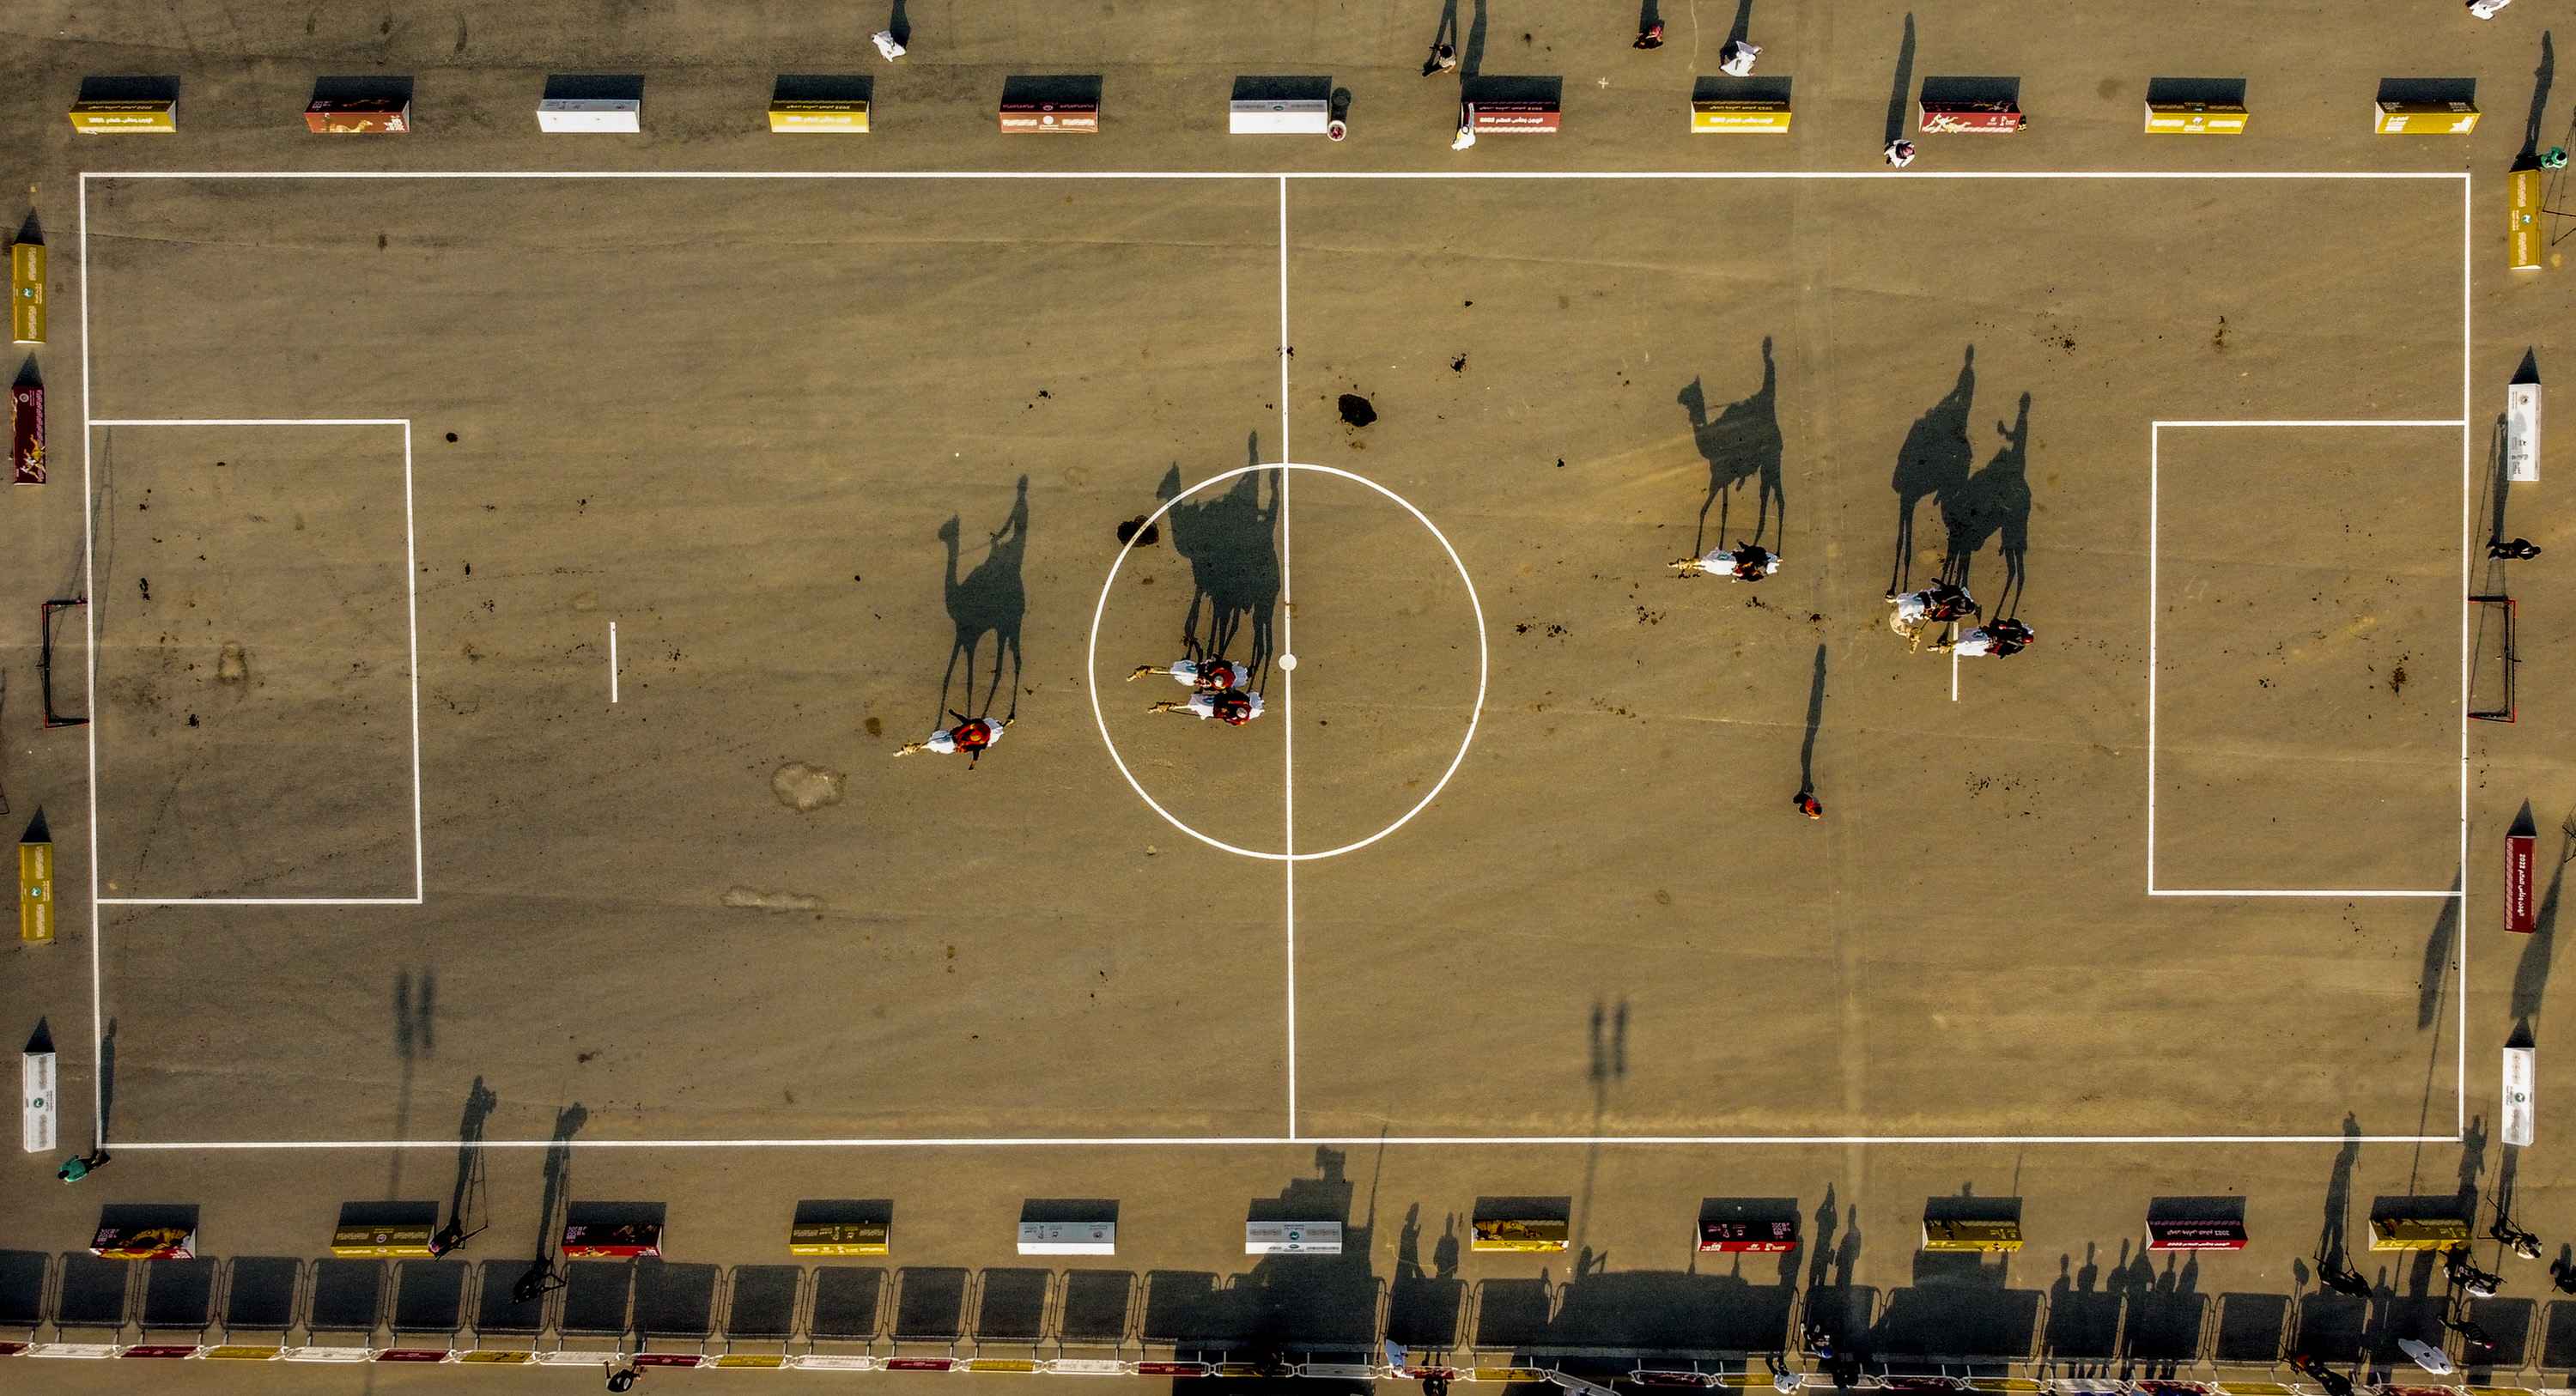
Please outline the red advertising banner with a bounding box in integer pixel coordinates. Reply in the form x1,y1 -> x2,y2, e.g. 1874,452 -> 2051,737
2145,1217 -> 2247,1251
2508,833 -> 2537,933
1919,101 -> 2026,134
1698,1217 -> 1799,1253
10,384 -> 41,485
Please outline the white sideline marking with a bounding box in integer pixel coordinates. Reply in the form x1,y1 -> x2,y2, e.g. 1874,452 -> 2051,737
609,622 -> 619,704
79,173 -> 100,1151
80,167 -> 2476,1153
106,1131 -> 2464,1149
2458,172 -> 2473,1140
83,170 -> 2471,181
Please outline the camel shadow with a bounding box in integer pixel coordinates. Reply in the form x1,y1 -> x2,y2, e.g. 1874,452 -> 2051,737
939,476 -> 1029,724
1158,436 -> 1281,686
1888,345 -> 1977,597
1940,391 -> 2034,620
1680,336 -> 1785,555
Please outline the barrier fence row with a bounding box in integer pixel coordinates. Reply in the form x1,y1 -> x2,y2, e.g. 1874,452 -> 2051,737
3,1249 -> 2567,1387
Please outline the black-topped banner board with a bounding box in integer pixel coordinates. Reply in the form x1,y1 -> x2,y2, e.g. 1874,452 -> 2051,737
2146,1217 -> 2247,1251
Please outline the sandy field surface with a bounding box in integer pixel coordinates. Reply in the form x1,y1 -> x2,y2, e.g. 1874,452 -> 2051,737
0,2 -> 2573,1393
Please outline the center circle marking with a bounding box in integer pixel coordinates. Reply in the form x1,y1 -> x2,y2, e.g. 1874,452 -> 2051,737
1085,461 -> 1488,862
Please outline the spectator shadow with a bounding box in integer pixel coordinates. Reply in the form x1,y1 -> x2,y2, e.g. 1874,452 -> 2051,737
1242,1148 -> 1380,1360
2121,1250 -> 2208,1377
2318,1112 -> 2362,1272
1884,15 -> 1917,146
2043,1244 -> 2120,1375
938,475 -> 1029,725
1679,336 -> 1785,555
1548,1261 -> 1795,1358
2524,33 -> 2556,160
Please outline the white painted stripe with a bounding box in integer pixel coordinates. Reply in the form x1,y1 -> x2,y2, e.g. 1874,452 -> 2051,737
80,170 -> 2474,181
103,1131 -> 2466,1148
2458,172 -> 2474,1137
2148,889 -> 2463,899
79,172 -> 102,1154
2151,419 -> 2464,428
87,417 -> 409,426
98,896 -> 425,906
402,421 -> 425,901
609,622 -> 620,704
1275,176 -> 1297,1139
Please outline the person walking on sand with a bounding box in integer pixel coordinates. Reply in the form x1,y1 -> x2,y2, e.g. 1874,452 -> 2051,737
56,1149 -> 108,1183
1672,540 -> 1782,581
2490,537 -> 2542,559
1128,656 -> 1242,690
1424,41 -> 1459,76
1150,688 -> 1264,725
1719,39 -> 1761,76
1634,22 -> 1666,49
1794,788 -> 1823,820
1884,139 -> 1917,167
895,712 -> 1009,765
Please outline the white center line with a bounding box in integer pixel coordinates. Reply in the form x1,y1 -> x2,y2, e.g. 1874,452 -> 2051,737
609,622 -> 620,704
1276,175 -> 1297,1140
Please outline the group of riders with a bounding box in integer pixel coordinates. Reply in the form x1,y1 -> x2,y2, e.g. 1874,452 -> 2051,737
1674,540 -> 2035,659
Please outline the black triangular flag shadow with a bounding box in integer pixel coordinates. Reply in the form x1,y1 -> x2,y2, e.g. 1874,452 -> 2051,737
26,1017 -> 52,1054
21,808 -> 48,844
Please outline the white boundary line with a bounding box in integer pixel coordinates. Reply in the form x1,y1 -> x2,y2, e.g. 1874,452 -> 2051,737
2145,420 -> 2468,900
81,167 -> 2474,1151
104,1130 -> 2462,1150
609,621 -> 620,704
77,417 -> 426,907
82,170 -> 2468,181
78,173 -> 100,1151
2458,171 -> 2474,1139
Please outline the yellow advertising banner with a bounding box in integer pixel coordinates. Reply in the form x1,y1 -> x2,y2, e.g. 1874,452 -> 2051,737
69,99 -> 178,133
2510,167 -> 2543,271
11,243 -> 45,344
2374,101 -> 2479,135
19,817 -> 52,944
1923,1218 -> 2024,1253
769,100 -> 870,133
1691,100 -> 1793,133
2144,101 -> 2248,135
